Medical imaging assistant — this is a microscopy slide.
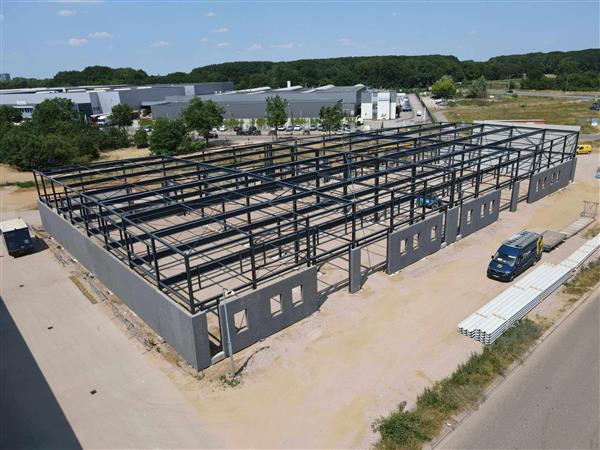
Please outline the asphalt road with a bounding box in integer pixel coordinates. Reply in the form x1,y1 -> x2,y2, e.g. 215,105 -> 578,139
439,290 -> 600,450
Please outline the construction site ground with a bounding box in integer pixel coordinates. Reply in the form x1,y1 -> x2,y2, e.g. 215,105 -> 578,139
0,145 -> 598,449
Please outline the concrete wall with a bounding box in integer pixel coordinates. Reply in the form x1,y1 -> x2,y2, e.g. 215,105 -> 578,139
386,214 -> 444,274
527,159 -> 573,203
459,190 -> 501,238
38,201 -> 212,371
444,207 -> 460,245
218,267 -> 318,355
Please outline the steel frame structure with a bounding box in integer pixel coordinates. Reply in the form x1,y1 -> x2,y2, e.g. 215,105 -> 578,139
35,122 -> 578,315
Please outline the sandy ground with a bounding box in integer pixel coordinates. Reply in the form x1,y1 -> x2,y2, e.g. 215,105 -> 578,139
159,147 -> 599,448
1,144 -> 598,448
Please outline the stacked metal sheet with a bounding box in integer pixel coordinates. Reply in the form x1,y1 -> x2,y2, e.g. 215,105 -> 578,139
458,234 -> 600,345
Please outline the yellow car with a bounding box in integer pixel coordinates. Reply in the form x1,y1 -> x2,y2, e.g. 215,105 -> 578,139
576,144 -> 592,155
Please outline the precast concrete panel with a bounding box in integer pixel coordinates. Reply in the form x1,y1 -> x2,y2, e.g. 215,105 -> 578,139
386,214 -> 443,274
510,181 -> 521,212
459,190 -> 501,238
527,160 -> 573,203
444,207 -> 460,245
218,267 -> 318,355
38,201 -> 212,370
349,247 -> 362,293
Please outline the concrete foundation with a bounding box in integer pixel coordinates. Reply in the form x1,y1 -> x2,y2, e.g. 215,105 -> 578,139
459,190 -> 501,238
218,267 -> 318,355
38,200 -> 213,370
527,160 -> 573,203
386,213 -> 444,274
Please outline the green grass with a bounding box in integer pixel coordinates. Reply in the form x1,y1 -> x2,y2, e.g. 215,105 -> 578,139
0,180 -> 36,189
445,95 -> 597,133
564,260 -> 600,302
372,318 -> 544,450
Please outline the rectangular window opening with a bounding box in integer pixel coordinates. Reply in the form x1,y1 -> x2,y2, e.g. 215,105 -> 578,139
270,294 -> 282,317
412,233 -> 420,250
233,309 -> 248,334
466,209 -> 473,225
430,225 -> 437,242
292,285 -> 303,306
400,238 -> 408,255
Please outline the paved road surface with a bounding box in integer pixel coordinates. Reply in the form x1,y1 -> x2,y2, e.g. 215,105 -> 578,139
439,290 -> 599,450
0,235 -> 220,449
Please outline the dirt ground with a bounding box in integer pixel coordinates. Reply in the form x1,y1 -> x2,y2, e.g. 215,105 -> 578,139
154,146 -> 598,448
2,141 -> 599,448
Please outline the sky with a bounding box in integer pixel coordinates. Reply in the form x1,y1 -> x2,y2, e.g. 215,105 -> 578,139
0,0 -> 598,79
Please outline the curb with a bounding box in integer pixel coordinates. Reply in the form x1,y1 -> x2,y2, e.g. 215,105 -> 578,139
429,281 -> 600,449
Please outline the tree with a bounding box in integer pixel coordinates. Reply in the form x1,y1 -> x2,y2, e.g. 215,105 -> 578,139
133,128 -> 149,148
100,127 -> 130,150
265,95 -> 288,135
466,76 -> 488,98
0,105 -> 22,125
319,104 -> 343,134
431,75 -> 457,98
149,118 -> 187,155
110,104 -> 133,128
181,97 -> 224,143
256,117 -> 266,129
31,98 -> 82,133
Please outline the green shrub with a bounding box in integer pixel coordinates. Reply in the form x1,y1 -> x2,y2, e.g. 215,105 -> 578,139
149,118 -> 187,155
133,128 -> 149,148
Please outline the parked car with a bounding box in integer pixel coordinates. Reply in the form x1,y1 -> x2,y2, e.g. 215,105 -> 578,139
302,128 -> 310,135
576,144 -> 592,155
285,125 -> 294,133
278,125 -> 286,131
487,231 -> 543,282
293,125 -> 302,131
309,125 -> 317,131
218,125 -> 228,132
0,218 -> 34,257
416,193 -> 444,209
416,110 -> 423,117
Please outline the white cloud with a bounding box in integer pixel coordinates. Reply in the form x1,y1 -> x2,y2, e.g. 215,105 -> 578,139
338,37 -> 356,47
205,11 -> 216,17
89,31 -> 113,39
216,42 -> 230,48
273,42 -> 293,49
467,30 -> 478,36
68,37 -> 88,46
200,37 -> 209,43
149,40 -> 171,48
247,43 -> 263,51
213,27 -> 228,33
58,9 -> 77,16
0,14 -> 4,20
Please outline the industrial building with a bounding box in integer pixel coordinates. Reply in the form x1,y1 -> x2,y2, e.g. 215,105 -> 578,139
150,84 -> 366,122
34,122 -> 579,371
360,90 -> 398,120
0,82 -> 234,118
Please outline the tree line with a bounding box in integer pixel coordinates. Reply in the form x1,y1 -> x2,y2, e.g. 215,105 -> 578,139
2,49 -> 598,91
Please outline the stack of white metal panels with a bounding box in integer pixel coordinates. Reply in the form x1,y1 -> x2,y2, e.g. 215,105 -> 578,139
458,234 -> 600,345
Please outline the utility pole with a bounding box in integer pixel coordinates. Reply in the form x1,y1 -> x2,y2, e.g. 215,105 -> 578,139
221,289 -> 235,377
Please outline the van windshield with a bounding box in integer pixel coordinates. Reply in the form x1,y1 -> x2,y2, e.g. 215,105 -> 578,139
494,251 -> 517,266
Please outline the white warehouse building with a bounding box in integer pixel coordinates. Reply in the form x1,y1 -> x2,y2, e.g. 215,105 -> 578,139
360,90 -> 398,120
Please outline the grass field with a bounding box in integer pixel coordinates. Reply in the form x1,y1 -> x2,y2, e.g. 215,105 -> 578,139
445,95 -> 599,133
